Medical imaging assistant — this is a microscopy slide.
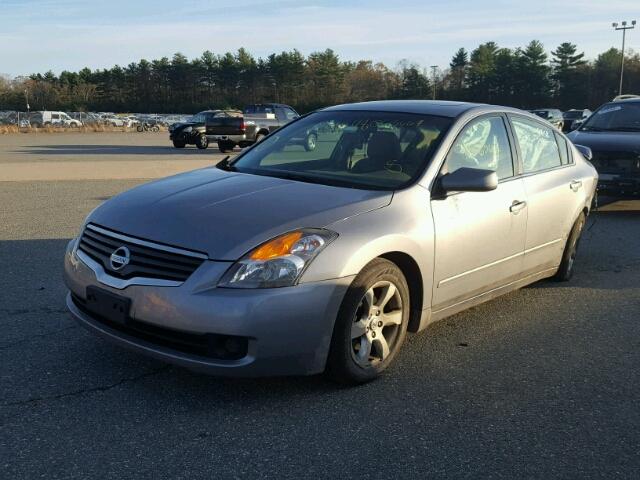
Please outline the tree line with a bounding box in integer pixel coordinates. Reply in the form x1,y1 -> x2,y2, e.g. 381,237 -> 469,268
0,41 -> 638,114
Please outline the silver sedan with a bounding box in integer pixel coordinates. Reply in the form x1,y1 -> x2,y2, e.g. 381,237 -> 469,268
64,100 -> 598,383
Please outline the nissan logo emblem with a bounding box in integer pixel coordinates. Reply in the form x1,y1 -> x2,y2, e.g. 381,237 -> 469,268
110,246 -> 130,271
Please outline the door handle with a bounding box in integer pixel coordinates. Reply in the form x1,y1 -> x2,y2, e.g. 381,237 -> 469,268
570,180 -> 582,192
509,200 -> 527,214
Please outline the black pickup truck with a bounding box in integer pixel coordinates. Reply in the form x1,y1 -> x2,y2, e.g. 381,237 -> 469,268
169,103 -> 315,152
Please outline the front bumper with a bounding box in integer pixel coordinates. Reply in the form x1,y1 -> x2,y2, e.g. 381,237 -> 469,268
597,173 -> 640,196
64,240 -> 353,376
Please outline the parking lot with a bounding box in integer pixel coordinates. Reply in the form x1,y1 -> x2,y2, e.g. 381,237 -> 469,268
1,132 -> 639,478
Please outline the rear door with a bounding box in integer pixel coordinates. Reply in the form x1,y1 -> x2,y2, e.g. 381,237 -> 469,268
431,114 -> 528,311
508,114 -> 580,274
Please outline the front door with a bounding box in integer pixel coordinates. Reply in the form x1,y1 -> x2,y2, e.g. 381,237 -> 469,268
431,115 -> 528,311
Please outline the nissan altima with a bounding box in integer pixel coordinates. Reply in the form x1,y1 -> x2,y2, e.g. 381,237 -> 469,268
64,100 -> 598,383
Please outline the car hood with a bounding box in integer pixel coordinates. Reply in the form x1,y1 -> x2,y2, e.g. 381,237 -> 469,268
567,130 -> 640,152
88,167 -> 392,260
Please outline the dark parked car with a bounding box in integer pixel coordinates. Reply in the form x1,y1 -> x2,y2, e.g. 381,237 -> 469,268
567,99 -> 640,196
169,110 -> 242,149
562,109 -> 592,132
169,104 -> 305,152
530,109 -> 564,131
215,103 -> 304,153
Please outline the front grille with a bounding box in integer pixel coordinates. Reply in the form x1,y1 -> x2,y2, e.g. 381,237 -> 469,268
591,151 -> 640,175
71,293 -> 248,360
78,224 -> 206,282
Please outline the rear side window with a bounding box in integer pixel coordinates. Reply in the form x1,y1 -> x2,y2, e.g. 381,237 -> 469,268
283,107 -> 298,120
444,116 -> 514,180
511,117 -> 562,173
555,133 -> 572,165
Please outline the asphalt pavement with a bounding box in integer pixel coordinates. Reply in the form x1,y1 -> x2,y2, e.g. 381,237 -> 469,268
1,133 -> 639,479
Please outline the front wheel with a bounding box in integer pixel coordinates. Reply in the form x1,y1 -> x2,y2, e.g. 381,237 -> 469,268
555,212 -> 586,281
172,140 -> 186,149
326,258 -> 410,384
196,134 -> 209,149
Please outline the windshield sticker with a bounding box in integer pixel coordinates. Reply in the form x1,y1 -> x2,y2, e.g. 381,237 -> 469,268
597,106 -> 622,115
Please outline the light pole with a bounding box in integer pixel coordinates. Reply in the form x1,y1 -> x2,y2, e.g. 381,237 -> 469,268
612,20 -> 636,96
430,65 -> 438,100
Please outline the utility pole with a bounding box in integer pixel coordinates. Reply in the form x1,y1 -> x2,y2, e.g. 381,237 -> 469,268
430,65 -> 438,100
612,20 -> 636,96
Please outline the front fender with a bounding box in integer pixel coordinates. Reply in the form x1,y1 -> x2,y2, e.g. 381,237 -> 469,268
301,187 -> 435,310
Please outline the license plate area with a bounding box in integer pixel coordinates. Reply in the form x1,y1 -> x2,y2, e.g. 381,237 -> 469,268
85,286 -> 131,325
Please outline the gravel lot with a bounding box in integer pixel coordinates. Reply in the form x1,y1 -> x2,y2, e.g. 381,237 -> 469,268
1,132 -> 639,479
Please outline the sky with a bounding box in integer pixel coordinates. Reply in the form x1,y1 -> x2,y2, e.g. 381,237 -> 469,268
1,0 -> 639,77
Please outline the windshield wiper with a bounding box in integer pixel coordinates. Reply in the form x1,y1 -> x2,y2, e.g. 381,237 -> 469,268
216,156 -> 236,172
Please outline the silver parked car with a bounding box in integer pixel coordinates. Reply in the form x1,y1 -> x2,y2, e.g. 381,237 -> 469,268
64,101 -> 598,383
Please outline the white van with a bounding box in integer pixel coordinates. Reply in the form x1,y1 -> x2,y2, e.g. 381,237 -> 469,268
30,111 -> 83,128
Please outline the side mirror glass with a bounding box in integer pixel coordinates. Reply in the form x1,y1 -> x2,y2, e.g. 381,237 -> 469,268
574,144 -> 593,161
439,167 -> 498,193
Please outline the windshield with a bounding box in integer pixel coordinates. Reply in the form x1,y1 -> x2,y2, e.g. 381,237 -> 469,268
580,102 -> 640,131
227,110 -> 452,190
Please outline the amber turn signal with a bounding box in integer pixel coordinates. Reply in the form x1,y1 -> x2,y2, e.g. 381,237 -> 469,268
250,231 -> 303,260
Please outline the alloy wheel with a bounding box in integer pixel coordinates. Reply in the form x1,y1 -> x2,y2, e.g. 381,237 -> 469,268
350,280 -> 403,367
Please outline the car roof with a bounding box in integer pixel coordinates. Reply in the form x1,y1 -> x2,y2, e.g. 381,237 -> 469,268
321,100 -> 502,118
608,98 -> 640,104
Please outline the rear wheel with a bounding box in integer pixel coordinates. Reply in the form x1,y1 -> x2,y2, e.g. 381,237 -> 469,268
196,134 -> 209,149
555,212 -> 586,281
172,139 -> 186,149
218,141 -> 234,153
254,133 -> 266,143
326,258 -> 409,384
304,132 -> 317,151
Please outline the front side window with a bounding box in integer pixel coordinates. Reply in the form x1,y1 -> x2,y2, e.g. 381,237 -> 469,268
443,116 -> 514,180
511,117 -> 562,173
227,111 -> 452,190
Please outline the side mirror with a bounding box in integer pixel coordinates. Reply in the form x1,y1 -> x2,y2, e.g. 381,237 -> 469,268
439,167 -> 498,193
574,144 -> 593,161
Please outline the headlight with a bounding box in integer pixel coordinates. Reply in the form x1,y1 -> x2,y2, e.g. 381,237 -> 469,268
218,229 -> 337,288
183,126 -> 193,133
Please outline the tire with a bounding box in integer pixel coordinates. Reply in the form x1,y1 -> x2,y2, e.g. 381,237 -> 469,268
254,133 -> 265,143
326,258 -> 410,384
304,132 -> 317,151
172,140 -> 186,149
554,212 -> 586,281
196,134 -> 209,150
137,125 -> 144,132
218,141 -> 234,153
